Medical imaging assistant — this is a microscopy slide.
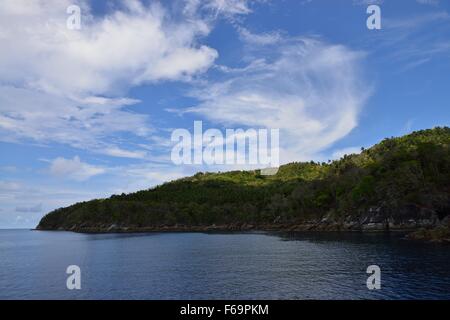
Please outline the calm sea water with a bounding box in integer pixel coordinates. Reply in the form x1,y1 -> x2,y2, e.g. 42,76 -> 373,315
0,229 -> 449,299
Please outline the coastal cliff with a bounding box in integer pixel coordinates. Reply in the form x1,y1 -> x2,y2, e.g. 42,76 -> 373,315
37,127 -> 450,241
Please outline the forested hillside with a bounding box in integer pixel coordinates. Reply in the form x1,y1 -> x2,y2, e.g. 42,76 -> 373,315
37,127 -> 450,237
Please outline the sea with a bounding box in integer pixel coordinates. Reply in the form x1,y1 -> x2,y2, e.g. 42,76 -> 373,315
1,229 -> 449,299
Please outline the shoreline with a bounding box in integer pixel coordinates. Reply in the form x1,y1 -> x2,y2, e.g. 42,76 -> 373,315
35,223 -> 450,242
33,221 -> 431,233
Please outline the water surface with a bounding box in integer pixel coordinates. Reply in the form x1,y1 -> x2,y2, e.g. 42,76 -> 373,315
0,229 -> 449,299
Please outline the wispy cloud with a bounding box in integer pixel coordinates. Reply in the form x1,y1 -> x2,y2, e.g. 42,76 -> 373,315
49,156 -> 106,181
416,0 -> 439,6
184,0 -> 254,17
205,0 -> 252,15
0,86 -> 151,157
15,203 -> 42,213
237,27 -> 283,45
361,10 -> 450,72
183,35 -> 370,163
331,147 -> 362,160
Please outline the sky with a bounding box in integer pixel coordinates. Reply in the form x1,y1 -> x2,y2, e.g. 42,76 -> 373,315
0,0 -> 449,228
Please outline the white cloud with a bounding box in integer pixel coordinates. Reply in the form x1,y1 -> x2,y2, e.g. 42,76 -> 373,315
184,0 -> 252,17
0,86 -> 151,155
205,0 -> 252,15
0,0 -> 217,95
238,27 -> 282,45
49,156 -> 105,181
185,36 -> 370,163
0,0 -> 218,156
331,147 -> 362,160
101,147 -> 147,159
111,163 -> 190,194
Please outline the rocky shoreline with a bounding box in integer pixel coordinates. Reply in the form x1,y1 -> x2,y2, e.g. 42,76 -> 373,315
36,201 -> 450,243
36,215 -> 450,243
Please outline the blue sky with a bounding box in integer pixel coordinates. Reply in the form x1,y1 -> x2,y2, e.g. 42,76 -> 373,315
0,0 -> 449,228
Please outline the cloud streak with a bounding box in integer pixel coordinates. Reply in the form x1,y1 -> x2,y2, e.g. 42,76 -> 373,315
15,203 -> 43,213
49,156 -> 106,181
184,35 -> 370,163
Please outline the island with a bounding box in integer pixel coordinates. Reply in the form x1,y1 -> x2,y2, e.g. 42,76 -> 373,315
37,127 -> 450,242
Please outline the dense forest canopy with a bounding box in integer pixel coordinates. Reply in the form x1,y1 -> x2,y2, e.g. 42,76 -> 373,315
37,127 -> 450,231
